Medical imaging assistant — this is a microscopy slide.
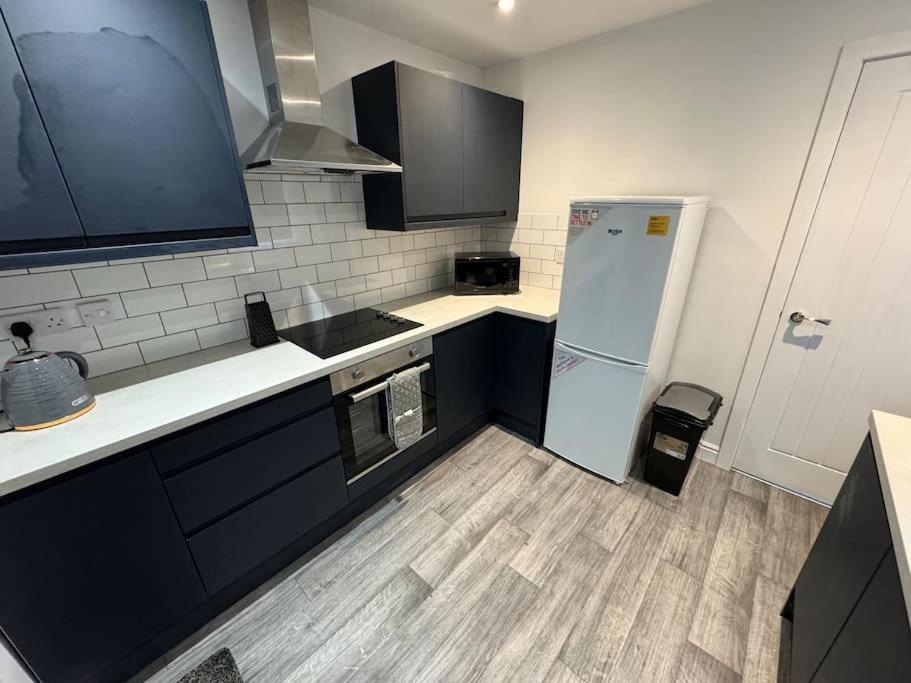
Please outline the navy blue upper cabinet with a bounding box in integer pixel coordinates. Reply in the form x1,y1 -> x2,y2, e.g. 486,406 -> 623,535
0,18 -> 85,252
0,0 -> 253,268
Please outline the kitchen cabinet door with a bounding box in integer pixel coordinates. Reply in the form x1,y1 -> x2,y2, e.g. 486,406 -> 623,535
397,63 -> 464,220
790,436 -> 893,683
493,314 -> 555,444
0,452 -> 206,683
1,0 -> 250,245
0,18 -> 84,253
434,316 -> 494,443
810,548 -> 911,682
462,84 -> 523,220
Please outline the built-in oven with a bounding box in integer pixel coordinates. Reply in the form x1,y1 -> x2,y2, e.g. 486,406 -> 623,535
329,338 -> 436,486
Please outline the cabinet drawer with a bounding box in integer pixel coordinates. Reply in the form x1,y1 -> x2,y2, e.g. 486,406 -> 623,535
164,407 -> 339,532
151,379 -> 331,475
187,457 -> 348,594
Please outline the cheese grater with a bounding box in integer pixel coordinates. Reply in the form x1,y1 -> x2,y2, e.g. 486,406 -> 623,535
244,292 -> 279,348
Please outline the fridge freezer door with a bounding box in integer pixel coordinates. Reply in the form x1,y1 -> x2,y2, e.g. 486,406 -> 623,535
556,203 -> 681,364
544,341 -> 648,482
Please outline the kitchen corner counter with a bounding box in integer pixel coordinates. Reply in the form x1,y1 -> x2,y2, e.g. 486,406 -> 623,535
0,287 -> 559,498
869,410 -> 911,621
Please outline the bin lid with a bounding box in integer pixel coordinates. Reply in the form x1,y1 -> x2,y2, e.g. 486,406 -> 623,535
654,382 -> 722,427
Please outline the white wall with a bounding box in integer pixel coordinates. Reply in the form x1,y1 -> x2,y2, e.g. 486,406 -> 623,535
484,0 -> 911,447
206,1 -> 483,153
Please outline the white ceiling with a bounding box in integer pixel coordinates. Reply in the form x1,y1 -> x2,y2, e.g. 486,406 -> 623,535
311,0 -> 711,68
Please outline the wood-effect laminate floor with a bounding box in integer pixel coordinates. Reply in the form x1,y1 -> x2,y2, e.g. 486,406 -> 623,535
145,425 -> 827,683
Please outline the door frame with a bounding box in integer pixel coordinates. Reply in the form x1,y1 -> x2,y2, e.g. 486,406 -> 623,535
718,30 -> 911,473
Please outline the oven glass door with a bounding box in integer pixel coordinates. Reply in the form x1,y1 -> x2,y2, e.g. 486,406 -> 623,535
335,361 -> 436,483
456,260 -> 508,290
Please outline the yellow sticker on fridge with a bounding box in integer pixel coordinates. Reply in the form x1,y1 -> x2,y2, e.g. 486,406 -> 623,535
647,215 -> 670,236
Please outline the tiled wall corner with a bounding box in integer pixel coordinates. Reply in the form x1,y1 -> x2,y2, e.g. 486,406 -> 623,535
482,212 -> 568,290
0,174 -> 481,377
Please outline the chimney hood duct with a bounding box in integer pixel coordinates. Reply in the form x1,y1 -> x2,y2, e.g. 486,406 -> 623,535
240,0 -> 401,175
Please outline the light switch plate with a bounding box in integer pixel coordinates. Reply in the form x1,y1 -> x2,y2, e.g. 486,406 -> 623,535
77,299 -> 116,327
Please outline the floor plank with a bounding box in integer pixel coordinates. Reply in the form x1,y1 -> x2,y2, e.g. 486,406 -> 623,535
742,574 -> 791,683
560,499 -> 674,682
347,518 -> 528,681
688,491 -> 766,674
545,660 -> 585,683
284,567 -> 431,682
508,457 -> 584,534
676,642 -> 740,683
481,534 -> 610,682
580,481 -> 642,552
731,471 -> 771,504
608,561 -> 701,683
411,454 -> 547,587
759,487 -> 818,588
510,470 -> 606,586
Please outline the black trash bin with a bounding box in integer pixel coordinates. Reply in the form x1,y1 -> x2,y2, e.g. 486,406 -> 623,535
643,382 -> 722,496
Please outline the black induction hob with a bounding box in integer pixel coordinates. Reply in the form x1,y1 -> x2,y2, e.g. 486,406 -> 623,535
277,307 -> 423,359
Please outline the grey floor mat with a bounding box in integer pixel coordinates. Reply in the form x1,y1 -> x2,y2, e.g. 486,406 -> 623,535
177,648 -> 243,683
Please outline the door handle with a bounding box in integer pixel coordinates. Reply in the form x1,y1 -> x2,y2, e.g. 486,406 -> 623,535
789,311 -> 832,326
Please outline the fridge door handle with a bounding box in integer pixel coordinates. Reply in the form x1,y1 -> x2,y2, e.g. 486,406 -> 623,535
554,340 -> 648,372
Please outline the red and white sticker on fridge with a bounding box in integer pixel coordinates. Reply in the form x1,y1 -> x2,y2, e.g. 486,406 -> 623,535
568,208 -> 599,243
553,349 -> 586,378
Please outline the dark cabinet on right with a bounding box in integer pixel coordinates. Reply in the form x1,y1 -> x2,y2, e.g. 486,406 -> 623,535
352,61 -> 523,230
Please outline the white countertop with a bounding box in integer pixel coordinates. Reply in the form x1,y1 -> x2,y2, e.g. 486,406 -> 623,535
0,287 -> 559,497
869,410 -> 911,621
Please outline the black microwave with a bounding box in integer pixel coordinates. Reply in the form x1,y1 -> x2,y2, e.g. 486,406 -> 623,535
454,251 -> 521,295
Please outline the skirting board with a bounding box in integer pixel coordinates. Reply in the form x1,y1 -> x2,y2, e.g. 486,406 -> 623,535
696,440 -> 720,466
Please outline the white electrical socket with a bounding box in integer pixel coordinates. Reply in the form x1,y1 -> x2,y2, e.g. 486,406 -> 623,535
555,247 -> 565,265
2,307 -> 70,340
77,300 -> 116,327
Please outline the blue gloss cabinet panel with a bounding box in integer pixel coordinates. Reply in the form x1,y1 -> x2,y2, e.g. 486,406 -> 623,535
0,18 -> 85,252
0,452 -> 206,683
0,0 -> 253,266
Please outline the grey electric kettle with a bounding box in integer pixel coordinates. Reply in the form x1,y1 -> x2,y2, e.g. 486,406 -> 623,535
1,322 -> 95,431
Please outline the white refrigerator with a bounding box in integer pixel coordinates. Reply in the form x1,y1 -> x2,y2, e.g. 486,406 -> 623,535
544,196 -> 708,482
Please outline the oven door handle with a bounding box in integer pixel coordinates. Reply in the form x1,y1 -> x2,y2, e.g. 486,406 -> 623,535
348,362 -> 432,403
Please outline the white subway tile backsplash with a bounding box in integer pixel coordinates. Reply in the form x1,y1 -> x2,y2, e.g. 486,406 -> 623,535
287,203 -> 327,225
82,344 -> 144,376
279,265 -> 318,289
304,181 -> 341,203
530,244 -> 556,261
317,261 -> 350,282
330,241 -> 363,261
15,176 -> 507,378
311,223 -> 347,244
74,265 -> 148,297
270,225 -> 312,248
183,278 -> 238,306
140,330 -> 200,363
0,272 -> 80,308
527,272 -> 554,288
349,256 -> 379,276
252,248 -> 296,272
203,253 -> 254,279
95,314 -> 165,347
235,271 -> 281,297
480,213 -> 562,290
517,229 -> 544,244
293,244 -> 332,266
121,285 -> 187,316
531,214 -> 559,230
145,258 -> 207,286
325,203 -> 359,222
262,181 -> 306,204
32,326 -> 101,354
197,320 -> 247,349
250,204 -> 290,228
162,304 -> 219,333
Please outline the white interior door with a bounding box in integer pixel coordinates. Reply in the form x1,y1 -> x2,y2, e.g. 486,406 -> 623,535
735,55 -> 911,502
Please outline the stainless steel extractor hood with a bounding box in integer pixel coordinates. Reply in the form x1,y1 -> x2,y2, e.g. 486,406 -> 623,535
240,0 -> 401,175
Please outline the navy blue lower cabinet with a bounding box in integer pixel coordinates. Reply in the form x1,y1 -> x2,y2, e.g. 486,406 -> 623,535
434,316 -> 495,443
0,452 -> 206,683
783,434 -> 911,682
187,457 -> 349,594
493,314 -> 556,444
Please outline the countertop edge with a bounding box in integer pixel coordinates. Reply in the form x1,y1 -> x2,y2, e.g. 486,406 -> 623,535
0,290 -> 559,498
868,410 -> 911,622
